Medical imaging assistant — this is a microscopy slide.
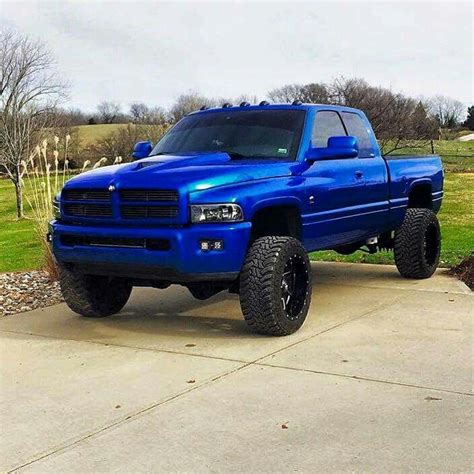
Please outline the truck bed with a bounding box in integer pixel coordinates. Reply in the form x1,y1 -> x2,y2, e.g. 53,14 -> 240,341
384,154 -> 444,225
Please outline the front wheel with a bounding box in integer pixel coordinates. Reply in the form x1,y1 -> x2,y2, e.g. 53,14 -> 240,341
59,266 -> 132,317
239,236 -> 312,336
394,208 -> 441,279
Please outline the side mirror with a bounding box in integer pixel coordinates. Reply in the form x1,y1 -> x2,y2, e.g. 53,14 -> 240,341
306,136 -> 359,162
132,141 -> 153,160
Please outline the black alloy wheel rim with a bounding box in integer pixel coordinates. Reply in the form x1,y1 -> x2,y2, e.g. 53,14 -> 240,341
281,254 -> 309,321
424,223 -> 439,266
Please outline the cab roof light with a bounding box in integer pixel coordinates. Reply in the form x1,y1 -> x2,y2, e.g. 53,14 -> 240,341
222,103 -> 232,108
259,100 -> 270,106
239,101 -> 251,107
292,100 -> 303,105
200,105 -> 208,110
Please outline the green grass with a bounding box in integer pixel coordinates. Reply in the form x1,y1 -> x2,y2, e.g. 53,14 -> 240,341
0,179 -> 44,272
390,140 -> 474,172
310,173 -> 474,267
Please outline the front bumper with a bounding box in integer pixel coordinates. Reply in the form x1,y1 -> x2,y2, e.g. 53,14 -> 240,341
50,220 -> 252,282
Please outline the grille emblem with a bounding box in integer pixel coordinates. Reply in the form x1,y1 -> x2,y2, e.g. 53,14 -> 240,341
108,185 -> 116,192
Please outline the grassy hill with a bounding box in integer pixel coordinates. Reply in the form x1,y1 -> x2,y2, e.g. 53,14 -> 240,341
73,123 -> 128,147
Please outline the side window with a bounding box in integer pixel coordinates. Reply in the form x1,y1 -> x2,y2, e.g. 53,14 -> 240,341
341,112 -> 375,158
312,111 -> 346,147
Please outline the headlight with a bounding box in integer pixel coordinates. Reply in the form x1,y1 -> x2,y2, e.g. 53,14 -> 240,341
190,204 -> 243,223
52,199 -> 61,219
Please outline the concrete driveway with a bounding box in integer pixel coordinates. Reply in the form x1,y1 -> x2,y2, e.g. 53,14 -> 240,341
1,262 -> 472,472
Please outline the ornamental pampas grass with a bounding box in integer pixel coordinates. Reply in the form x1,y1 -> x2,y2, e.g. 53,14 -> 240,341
22,139 -> 108,280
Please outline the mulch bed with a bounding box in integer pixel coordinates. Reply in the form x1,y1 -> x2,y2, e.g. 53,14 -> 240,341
0,271 -> 63,317
448,256 -> 474,290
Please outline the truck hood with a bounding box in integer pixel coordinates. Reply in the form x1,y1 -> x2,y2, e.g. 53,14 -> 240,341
64,152 -> 294,193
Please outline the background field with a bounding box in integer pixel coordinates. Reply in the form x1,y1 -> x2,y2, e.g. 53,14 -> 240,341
75,123 -> 128,147
1,141 -> 473,273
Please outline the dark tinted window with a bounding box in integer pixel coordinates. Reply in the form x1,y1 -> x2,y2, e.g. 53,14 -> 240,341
312,111 -> 346,147
341,112 -> 374,158
151,109 -> 306,160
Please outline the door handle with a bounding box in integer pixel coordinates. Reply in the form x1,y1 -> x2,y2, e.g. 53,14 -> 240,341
355,170 -> 364,179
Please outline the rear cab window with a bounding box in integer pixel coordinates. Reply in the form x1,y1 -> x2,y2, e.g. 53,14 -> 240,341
341,112 -> 375,158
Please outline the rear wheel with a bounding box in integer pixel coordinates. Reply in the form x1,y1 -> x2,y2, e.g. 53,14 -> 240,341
59,266 -> 132,317
239,236 -> 312,336
394,208 -> 441,279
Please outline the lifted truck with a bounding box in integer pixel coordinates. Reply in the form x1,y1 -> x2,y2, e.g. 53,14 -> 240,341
50,103 -> 443,336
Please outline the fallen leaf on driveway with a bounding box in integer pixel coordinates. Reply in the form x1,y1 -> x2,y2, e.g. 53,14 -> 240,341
185,344 -> 196,347
425,396 -> 442,401
187,379 -> 196,384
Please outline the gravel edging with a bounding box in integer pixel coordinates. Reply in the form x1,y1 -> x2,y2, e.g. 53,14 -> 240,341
0,271 -> 63,317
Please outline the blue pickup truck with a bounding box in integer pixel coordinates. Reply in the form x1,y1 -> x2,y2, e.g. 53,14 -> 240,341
50,102 -> 443,336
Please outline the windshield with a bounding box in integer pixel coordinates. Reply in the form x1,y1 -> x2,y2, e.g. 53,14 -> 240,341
151,109 -> 306,160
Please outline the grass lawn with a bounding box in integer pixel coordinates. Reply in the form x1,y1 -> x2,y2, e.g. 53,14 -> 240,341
0,179 -> 44,272
310,172 -> 474,267
390,140 -> 474,172
1,166 -> 473,274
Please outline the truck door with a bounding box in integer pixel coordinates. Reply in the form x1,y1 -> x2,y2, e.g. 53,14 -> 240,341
340,111 -> 389,238
301,110 -> 387,251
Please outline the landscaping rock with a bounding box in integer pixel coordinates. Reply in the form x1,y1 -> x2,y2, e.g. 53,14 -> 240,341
0,271 -> 63,316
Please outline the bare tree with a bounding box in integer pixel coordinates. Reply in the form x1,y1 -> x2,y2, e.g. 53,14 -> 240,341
169,93 -> 212,123
268,83 -> 329,104
129,102 -> 149,123
425,95 -> 465,129
97,101 -> 121,124
0,29 -> 67,218
129,102 -> 167,124
327,77 -> 437,154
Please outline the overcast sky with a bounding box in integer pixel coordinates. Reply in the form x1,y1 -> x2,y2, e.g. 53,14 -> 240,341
1,1 -> 472,112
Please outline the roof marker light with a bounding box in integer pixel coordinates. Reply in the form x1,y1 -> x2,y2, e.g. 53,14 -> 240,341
292,100 -> 303,105
239,101 -> 250,107
259,100 -> 270,106
222,103 -> 232,108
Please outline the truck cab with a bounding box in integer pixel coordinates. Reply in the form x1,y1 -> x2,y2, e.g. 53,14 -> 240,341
51,103 -> 443,336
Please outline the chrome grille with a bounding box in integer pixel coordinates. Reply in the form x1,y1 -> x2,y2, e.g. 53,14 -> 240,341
62,189 -> 110,201
120,189 -> 178,202
63,203 -> 113,218
121,206 -> 178,219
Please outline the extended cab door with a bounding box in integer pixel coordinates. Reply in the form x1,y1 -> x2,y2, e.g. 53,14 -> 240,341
301,110 -> 389,251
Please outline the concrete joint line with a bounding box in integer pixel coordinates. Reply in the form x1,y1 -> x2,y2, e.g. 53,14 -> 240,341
256,363 -> 474,397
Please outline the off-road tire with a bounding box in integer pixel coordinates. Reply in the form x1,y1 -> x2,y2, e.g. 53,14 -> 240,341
59,266 -> 132,317
239,236 -> 312,336
394,208 -> 441,279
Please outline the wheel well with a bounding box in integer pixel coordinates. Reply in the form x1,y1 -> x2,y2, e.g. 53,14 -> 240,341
250,205 -> 302,242
408,184 -> 432,209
